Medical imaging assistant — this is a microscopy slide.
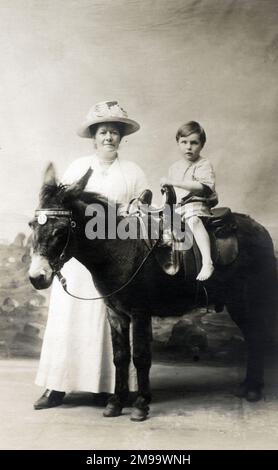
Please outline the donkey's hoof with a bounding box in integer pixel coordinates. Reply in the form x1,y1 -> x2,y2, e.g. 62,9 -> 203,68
130,406 -> 149,422
103,402 -> 122,417
234,383 -> 263,402
246,389 -> 262,402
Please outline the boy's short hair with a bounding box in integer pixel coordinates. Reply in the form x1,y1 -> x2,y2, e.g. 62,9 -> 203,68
176,121 -> 206,147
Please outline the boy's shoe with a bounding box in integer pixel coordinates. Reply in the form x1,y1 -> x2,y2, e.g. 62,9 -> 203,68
33,389 -> 65,410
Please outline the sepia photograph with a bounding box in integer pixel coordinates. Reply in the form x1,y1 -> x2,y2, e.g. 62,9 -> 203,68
0,0 -> 277,455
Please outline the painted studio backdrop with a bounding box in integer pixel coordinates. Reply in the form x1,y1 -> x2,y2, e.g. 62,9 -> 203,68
0,0 -> 277,357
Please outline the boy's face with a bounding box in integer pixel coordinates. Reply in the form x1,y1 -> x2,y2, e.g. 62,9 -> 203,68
177,132 -> 203,162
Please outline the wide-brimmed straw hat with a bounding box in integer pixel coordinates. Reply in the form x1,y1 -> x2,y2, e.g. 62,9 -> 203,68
77,100 -> 140,138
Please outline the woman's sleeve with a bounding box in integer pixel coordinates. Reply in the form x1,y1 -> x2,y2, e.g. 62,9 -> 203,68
193,160 -> 216,192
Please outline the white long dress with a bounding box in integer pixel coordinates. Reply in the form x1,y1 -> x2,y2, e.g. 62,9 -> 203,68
35,154 -> 147,393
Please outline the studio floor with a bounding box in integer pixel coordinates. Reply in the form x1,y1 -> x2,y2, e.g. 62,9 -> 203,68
0,358 -> 278,450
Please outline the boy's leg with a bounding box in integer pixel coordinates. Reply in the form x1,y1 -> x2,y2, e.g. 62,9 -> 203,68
187,216 -> 214,281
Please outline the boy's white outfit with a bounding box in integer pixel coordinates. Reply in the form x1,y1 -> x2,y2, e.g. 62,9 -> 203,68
168,156 -> 216,219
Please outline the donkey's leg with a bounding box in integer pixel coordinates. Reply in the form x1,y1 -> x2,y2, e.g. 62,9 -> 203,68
226,283 -> 264,402
232,315 -> 264,401
242,320 -> 264,401
103,309 -> 131,418
241,272 -> 268,401
239,251 -> 278,401
130,313 -> 152,422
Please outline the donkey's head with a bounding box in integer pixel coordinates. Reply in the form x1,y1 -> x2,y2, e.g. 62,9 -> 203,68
28,163 -> 92,289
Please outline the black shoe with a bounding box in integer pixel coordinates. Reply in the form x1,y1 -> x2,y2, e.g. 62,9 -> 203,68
34,389 -> 65,410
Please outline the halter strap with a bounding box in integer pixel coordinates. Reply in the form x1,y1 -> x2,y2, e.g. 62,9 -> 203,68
35,209 -> 72,217
35,209 -> 72,226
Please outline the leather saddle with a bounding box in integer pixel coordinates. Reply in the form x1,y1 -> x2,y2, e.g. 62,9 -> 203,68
132,187 -> 239,278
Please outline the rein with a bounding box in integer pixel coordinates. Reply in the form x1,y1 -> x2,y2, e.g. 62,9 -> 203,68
56,241 -> 159,301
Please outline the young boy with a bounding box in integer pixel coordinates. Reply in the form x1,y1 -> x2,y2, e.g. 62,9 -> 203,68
161,121 -> 217,281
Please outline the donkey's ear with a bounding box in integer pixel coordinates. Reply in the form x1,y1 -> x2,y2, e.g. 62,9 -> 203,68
43,162 -> 57,186
62,167 -> 93,201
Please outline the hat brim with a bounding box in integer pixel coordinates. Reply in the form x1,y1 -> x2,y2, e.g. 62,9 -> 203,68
77,117 -> 140,138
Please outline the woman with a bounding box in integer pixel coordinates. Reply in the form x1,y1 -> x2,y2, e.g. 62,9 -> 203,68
34,101 -> 147,409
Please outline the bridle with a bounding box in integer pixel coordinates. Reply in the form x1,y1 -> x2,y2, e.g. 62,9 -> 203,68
34,208 -> 76,274
33,207 -> 158,301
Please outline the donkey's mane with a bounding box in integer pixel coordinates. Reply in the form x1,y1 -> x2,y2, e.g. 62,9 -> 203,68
40,183 -> 66,204
77,191 -> 124,222
79,191 -> 119,210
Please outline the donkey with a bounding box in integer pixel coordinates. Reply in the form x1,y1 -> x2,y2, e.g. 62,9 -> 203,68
29,164 -> 277,421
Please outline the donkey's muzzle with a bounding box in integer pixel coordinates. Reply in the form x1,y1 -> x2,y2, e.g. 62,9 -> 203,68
29,273 -> 53,290
28,254 -> 54,289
